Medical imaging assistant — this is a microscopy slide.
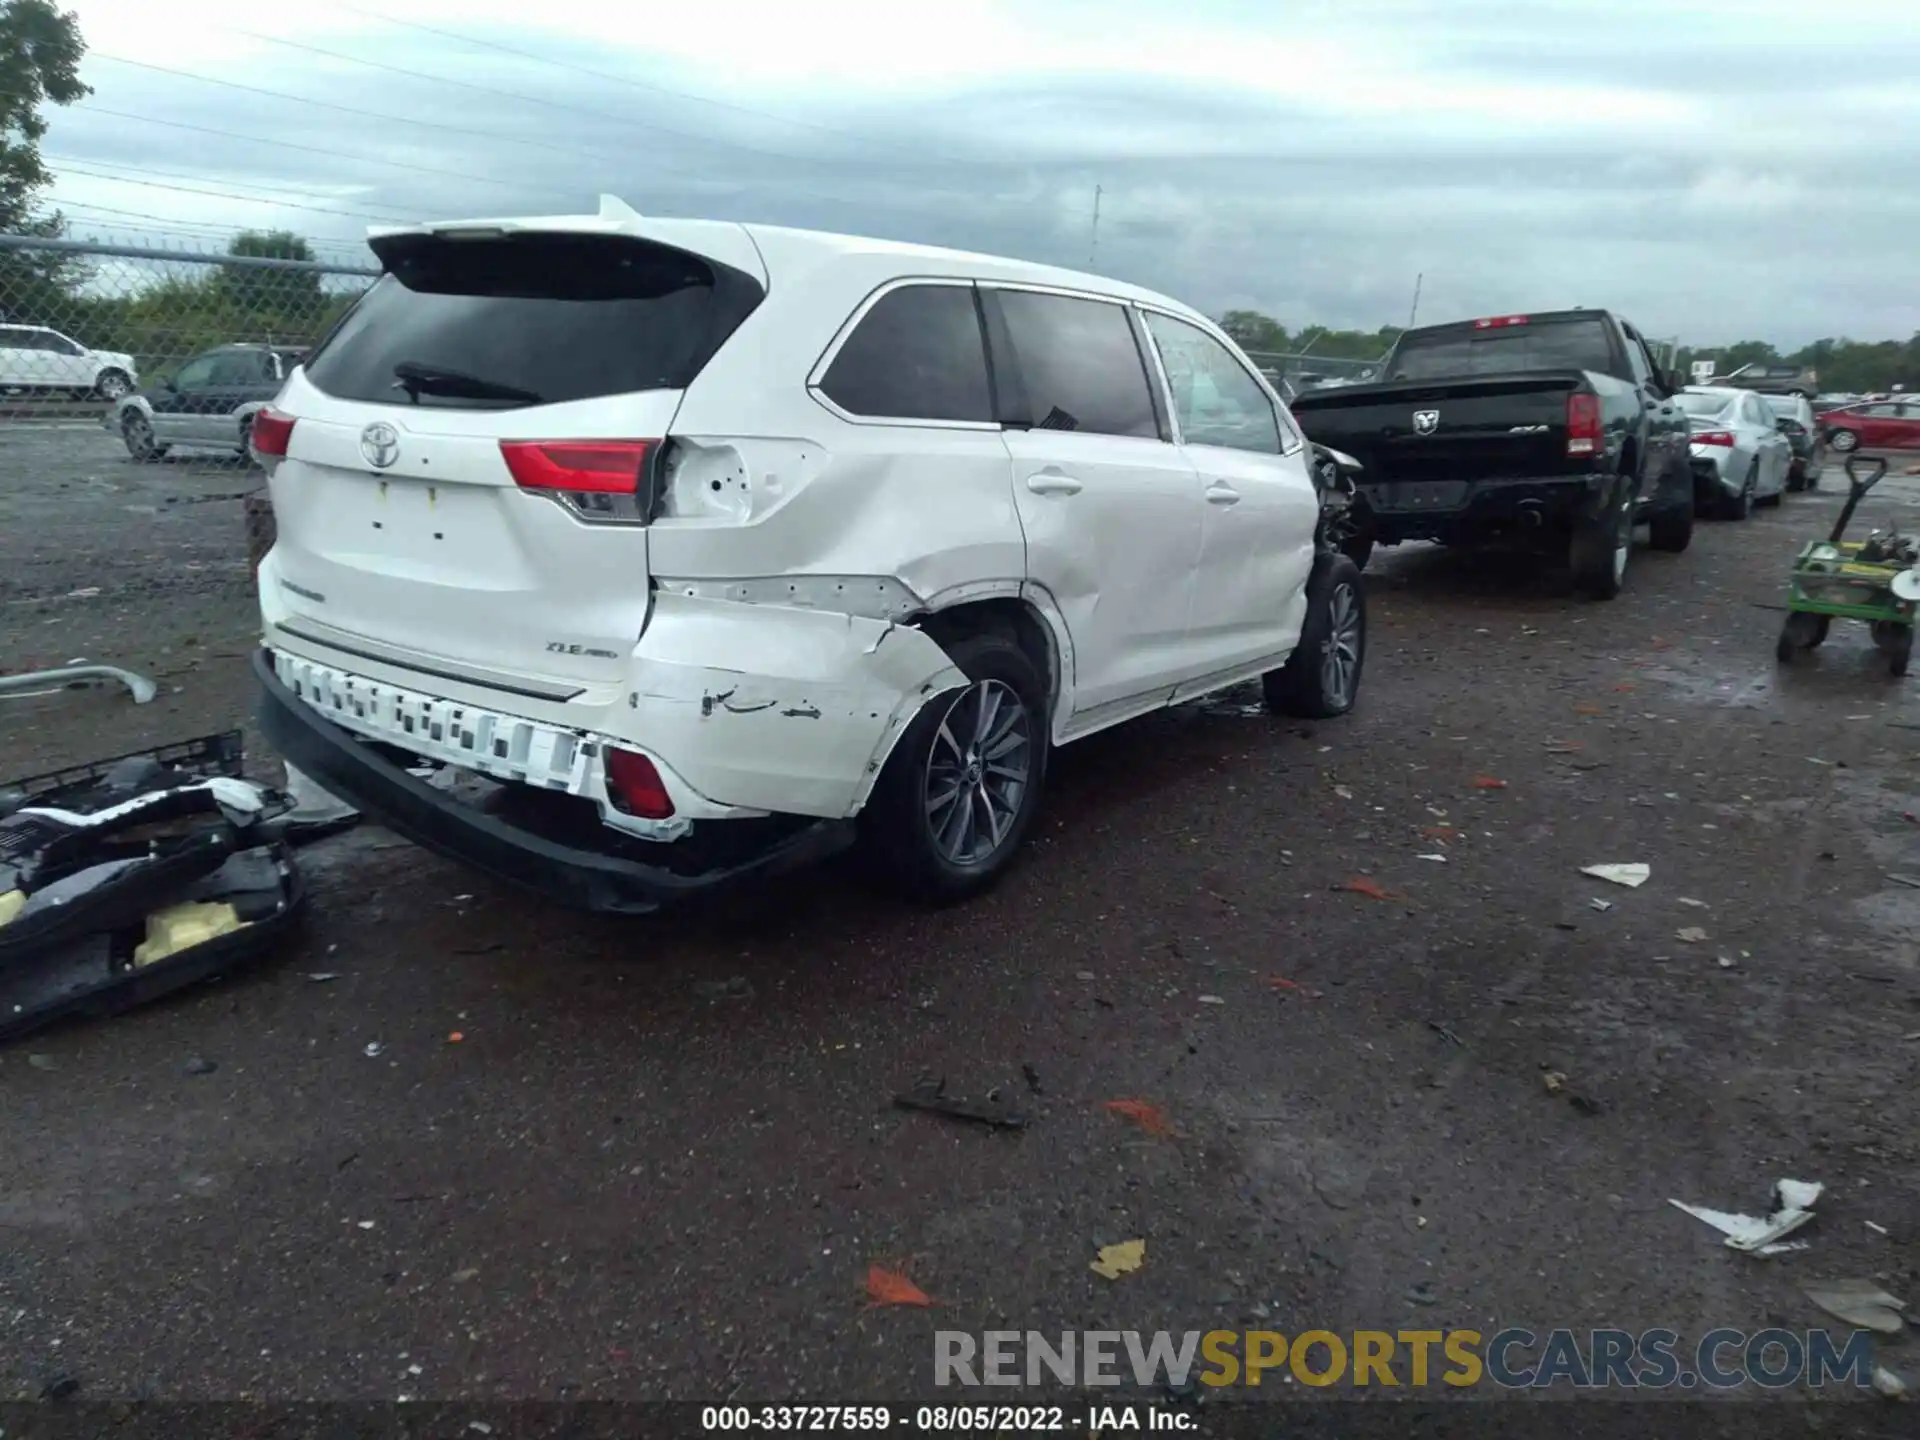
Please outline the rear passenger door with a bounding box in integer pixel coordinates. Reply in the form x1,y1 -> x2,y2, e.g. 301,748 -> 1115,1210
982,285 -> 1205,725
1140,310 -> 1318,678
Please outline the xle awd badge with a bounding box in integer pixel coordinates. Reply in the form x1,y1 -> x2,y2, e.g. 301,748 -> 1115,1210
1412,409 -> 1440,436
360,422 -> 399,469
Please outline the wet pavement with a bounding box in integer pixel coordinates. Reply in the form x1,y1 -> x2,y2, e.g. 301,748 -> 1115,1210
3,430 -> 1919,1406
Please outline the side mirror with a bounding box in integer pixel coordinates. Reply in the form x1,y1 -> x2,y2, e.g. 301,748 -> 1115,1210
1664,370 -> 1687,394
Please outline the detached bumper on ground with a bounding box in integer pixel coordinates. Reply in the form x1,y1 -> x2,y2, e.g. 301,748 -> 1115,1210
254,650 -> 856,914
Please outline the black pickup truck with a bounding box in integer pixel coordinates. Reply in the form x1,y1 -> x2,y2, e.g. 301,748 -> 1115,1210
1288,310 -> 1696,599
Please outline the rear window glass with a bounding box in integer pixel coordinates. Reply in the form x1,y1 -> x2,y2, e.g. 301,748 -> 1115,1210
1386,319 -> 1616,381
305,233 -> 763,409
1676,392 -> 1734,419
819,284 -> 992,423
993,290 -> 1158,439
1761,395 -> 1806,420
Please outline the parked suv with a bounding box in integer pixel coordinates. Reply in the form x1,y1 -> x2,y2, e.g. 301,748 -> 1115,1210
107,342 -> 305,460
252,198 -> 1365,913
0,324 -> 137,399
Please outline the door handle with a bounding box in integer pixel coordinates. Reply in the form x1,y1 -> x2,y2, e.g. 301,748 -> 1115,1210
1206,483 -> 1241,506
1025,472 -> 1082,496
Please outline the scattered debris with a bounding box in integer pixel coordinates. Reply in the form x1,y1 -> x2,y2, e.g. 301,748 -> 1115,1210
183,1056 -> 218,1076
1670,1178 -> 1823,1255
1337,877 -> 1397,901
1020,1062 -> 1042,1094
1104,1098 -> 1173,1137
1582,863 -> 1650,888
27,1052 -> 56,1071
864,1265 -> 932,1307
1678,897 -> 1709,909
1717,956 -> 1736,970
307,972 -> 342,984
357,1220 -> 376,1230
1802,1280 -> 1907,1335
38,1373 -> 80,1401
1197,994 -> 1226,1006
1471,776 -> 1508,790
1416,853 -> 1448,863
1075,970 -> 1097,982
1888,874 -> 1920,890
1333,785 -> 1355,800
1677,927 -> 1709,944
894,1078 -> 1029,1130
1866,1221 -> 1890,1236
447,1031 -> 464,1044
1404,1281 -> 1439,1306
1428,1021 -> 1464,1047
1267,976 -> 1302,992
468,1424 -> 494,1437
1090,1239 -> 1146,1280
1568,1093 -> 1602,1118
693,976 -> 754,1002
1543,1071 -> 1567,1094
1873,1366 -> 1907,1400
364,1042 -> 385,1058
1589,898 -> 1613,913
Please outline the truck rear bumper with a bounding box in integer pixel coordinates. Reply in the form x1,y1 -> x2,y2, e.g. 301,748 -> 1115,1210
254,650 -> 856,915
1360,473 -> 1613,545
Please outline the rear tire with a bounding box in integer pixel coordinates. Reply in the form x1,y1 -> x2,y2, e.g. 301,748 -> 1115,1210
1721,464 -> 1755,520
1264,553 -> 1367,718
1570,482 -> 1633,599
1648,495 -> 1694,553
1776,612 -> 1828,662
859,632 -> 1048,905
1829,428 -> 1860,454
94,369 -> 131,402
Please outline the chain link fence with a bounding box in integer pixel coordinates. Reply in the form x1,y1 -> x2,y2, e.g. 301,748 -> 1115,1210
0,234 -> 378,422
1243,350 -> 1386,396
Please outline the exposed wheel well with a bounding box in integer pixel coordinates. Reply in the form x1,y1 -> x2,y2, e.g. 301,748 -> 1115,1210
914,598 -> 1060,718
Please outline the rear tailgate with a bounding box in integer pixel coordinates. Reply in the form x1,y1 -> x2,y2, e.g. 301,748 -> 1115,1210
1290,373 -> 1585,508
260,224 -> 765,693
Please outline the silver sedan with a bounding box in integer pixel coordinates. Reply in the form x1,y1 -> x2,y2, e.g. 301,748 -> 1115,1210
1676,386 -> 1793,520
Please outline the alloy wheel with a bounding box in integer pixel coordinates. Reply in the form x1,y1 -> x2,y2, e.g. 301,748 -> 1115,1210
924,679 -> 1033,866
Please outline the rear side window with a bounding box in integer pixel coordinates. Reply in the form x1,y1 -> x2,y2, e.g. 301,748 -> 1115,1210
305,233 -> 764,410
991,290 -> 1158,439
1676,392 -> 1733,419
1387,318 -> 1616,381
1143,312 -> 1281,454
818,283 -> 992,423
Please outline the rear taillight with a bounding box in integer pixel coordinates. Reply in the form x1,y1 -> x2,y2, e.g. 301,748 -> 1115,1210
1473,315 -> 1529,329
501,440 -> 655,523
251,408 -> 296,459
1692,429 -> 1736,448
1565,393 -> 1602,457
605,747 -> 674,819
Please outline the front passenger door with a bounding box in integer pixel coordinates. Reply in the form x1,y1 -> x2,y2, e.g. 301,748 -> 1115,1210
150,353 -> 218,444
985,286 -> 1205,726
1141,309 -> 1318,679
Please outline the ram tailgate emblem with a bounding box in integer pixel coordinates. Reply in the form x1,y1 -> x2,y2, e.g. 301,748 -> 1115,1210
1412,410 -> 1440,436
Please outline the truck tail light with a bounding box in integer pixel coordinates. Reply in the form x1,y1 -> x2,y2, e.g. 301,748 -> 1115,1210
501,440 -> 655,523
1691,430 -> 1736,448
1472,315 -> 1530,329
251,408 -> 296,474
1565,393 -> 1602,457
604,747 -> 674,819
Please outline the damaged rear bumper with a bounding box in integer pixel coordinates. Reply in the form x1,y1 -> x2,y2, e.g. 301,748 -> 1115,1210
254,650 -> 855,915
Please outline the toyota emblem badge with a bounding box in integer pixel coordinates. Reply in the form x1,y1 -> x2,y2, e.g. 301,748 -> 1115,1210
360,422 -> 400,469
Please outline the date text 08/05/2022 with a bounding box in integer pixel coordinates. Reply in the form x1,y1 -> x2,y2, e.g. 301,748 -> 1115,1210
701,1406 -> 1186,1431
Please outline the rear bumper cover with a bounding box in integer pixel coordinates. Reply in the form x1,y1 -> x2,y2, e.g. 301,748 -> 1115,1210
1360,472 -> 1627,544
254,650 -> 854,914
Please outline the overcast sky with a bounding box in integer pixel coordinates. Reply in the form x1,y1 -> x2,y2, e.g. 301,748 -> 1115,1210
38,0 -> 1920,348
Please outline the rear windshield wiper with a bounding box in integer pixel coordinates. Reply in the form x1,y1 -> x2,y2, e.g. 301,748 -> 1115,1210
391,360 -> 543,405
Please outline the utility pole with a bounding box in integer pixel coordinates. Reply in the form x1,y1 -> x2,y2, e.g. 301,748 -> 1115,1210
1088,184 -> 1102,270
1408,272 -> 1423,329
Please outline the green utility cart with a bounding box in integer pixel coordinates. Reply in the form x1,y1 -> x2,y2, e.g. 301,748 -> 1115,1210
1776,455 -> 1915,676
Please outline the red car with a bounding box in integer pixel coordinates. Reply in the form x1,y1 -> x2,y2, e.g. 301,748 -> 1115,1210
1819,399 -> 1920,453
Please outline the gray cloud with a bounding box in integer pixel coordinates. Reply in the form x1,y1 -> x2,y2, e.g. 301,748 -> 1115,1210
39,2 -> 1920,346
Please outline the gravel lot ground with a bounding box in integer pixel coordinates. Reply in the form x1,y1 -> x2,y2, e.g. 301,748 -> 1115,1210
3,427 -> 1918,1416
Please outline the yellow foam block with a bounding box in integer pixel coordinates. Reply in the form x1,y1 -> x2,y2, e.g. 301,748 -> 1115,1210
0,889 -> 22,928
133,901 -> 248,967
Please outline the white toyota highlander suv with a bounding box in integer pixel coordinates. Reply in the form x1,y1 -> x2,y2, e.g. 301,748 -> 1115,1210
252,196 -> 1367,912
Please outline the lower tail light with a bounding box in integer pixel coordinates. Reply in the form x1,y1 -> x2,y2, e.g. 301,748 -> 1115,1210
501,440 -> 655,523
1692,430 -> 1736,448
1565,393 -> 1602,458
251,408 -> 296,472
605,747 -> 675,819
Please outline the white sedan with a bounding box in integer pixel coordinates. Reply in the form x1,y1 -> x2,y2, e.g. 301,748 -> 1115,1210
1676,386 -> 1793,520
